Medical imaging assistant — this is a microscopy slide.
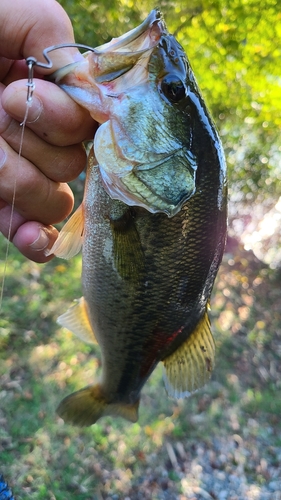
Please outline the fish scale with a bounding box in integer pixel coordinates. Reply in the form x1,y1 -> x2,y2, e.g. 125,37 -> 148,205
48,9 -> 227,426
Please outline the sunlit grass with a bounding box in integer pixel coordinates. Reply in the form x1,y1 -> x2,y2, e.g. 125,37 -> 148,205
1,234 -> 281,498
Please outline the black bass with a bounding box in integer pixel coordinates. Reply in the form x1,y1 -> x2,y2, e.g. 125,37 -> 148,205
48,10 -> 227,426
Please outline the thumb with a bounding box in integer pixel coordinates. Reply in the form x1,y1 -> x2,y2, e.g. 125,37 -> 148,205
0,0 -> 80,72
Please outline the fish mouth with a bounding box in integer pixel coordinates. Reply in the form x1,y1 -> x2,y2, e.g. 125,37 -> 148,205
51,11 -> 196,217
51,10 -> 165,85
94,9 -> 164,54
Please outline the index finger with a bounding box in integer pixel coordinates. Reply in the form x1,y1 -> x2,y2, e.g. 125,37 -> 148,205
0,0 -> 81,71
2,79 -> 96,146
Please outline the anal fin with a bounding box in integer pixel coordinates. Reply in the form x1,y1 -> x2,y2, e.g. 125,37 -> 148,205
46,203 -> 84,259
57,297 -> 97,345
162,311 -> 215,398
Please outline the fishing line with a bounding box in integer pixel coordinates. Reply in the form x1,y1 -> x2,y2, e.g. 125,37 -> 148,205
0,60 -> 35,314
0,43 -> 96,314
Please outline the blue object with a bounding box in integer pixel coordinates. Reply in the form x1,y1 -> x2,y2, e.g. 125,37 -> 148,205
0,475 -> 15,500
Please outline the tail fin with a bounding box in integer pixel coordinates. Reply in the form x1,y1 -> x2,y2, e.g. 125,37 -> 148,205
57,385 -> 139,426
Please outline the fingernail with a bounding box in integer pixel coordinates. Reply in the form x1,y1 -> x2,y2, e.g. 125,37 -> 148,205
26,96 -> 43,123
0,146 -> 7,169
29,228 -> 49,251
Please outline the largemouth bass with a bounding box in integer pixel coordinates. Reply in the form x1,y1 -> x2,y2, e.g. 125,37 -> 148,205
48,10 -> 227,426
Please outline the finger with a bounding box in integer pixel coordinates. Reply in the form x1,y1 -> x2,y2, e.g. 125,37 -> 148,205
0,57 -> 14,82
0,203 -> 58,263
1,59 -> 47,86
2,80 -> 96,147
0,0 -> 80,71
0,103 -> 88,183
0,136 -> 74,224
13,222 -> 59,263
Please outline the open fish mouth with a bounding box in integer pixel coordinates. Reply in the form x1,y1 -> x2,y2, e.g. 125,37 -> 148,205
93,9 -> 165,55
51,10 -> 197,217
51,10 -> 165,84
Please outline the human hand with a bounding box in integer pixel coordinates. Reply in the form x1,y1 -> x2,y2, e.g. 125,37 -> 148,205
0,0 -> 96,262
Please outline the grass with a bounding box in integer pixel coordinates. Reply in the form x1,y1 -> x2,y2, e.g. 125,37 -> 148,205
1,233 -> 281,499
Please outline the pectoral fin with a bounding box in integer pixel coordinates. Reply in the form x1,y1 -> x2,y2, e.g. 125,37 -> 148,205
46,204 -> 84,259
162,311 -> 215,398
57,297 -> 97,345
110,203 -> 145,282
57,385 -> 139,426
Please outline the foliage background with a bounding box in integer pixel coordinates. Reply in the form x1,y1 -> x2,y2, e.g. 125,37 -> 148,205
58,0 -> 281,264
1,0 -> 281,498
60,0 -> 281,229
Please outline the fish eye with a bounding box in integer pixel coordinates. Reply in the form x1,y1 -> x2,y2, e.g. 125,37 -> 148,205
160,74 -> 186,103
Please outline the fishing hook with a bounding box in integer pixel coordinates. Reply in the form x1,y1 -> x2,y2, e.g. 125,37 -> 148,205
26,57 -> 36,102
25,42 -> 97,70
25,42 -> 97,103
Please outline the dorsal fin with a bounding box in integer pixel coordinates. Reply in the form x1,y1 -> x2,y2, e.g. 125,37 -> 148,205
57,297 -> 97,345
45,203 -> 84,259
162,311 -> 215,398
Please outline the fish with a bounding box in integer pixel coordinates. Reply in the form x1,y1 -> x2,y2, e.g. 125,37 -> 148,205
47,9 -> 227,426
